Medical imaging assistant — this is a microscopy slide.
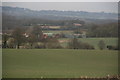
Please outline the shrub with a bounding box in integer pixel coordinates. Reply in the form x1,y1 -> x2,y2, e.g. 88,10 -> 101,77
7,38 -> 15,48
107,45 -> 118,50
98,40 -> 106,50
68,38 -> 94,49
42,38 -> 63,49
82,43 -> 94,49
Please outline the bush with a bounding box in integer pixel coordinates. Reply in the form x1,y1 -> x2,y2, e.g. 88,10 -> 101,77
46,42 -> 62,49
68,38 -> 80,49
82,43 -> 94,49
68,38 -> 94,49
42,38 -> 63,49
107,45 -> 118,50
98,40 -> 106,50
7,38 -> 15,48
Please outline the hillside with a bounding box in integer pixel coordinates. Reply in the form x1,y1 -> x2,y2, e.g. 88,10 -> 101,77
2,6 -> 118,30
2,6 -> 118,20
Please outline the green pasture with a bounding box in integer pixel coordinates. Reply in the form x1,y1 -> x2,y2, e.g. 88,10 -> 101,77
59,38 -> 118,49
3,49 -> 118,78
43,30 -> 73,34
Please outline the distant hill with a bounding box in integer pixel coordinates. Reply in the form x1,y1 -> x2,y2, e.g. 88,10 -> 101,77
1,6 -> 118,30
2,6 -> 118,20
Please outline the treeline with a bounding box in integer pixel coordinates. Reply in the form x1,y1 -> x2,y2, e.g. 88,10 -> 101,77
2,26 -> 63,49
3,13 -> 118,38
2,26 -> 95,50
2,14 -> 84,30
68,38 -> 94,49
87,23 -> 118,37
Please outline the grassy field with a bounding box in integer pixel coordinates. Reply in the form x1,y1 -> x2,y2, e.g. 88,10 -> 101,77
43,30 -> 73,34
3,49 -> 118,78
59,38 -> 118,49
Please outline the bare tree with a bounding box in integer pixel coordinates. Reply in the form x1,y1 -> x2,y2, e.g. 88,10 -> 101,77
2,34 -> 9,48
12,28 -> 25,49
98,40 -> 106,50
31,25 -> 43,42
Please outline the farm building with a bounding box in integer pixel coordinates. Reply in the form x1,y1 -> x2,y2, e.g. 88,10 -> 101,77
43,33 -> 53,38
43,32 -> 61,38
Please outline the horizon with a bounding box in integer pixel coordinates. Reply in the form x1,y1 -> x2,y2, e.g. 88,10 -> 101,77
2,2 -> 118,13
2,5 -> 118,14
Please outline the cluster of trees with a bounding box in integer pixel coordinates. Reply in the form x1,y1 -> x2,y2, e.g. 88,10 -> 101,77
67,39 -> 118,50
98,40 -> 118,50
87,23 -> 118,37
68,38 -> 94,49
2,26 -> 62,49
2,28 -> 118,50
3,14 -> 84,30
3,12 -> 118,38
2,28 -> 26,49
41,38 -> 62,49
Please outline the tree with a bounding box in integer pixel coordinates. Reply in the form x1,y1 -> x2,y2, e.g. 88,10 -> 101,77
87,23 -> 118,37
7,38 -> 15,48
68,38 -> 81,49
98,40 -> 106,50
31,25 -> 43,42
68,38 -> 94,49
26,26 -> 43,48
27,34 -> 36,49
12,28 -> 25,49
2,34 -> 9,48
41,38 -> 62,49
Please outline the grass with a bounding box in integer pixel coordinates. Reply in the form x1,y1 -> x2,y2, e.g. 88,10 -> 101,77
59,38 -> 118,49
43,30 -> 73,34
2,49 -> 118,78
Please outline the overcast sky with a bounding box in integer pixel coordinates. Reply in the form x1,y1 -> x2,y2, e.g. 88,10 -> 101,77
2,2 -> 118,13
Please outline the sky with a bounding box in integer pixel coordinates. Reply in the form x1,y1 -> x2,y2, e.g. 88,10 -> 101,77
2,2 -> 118,13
